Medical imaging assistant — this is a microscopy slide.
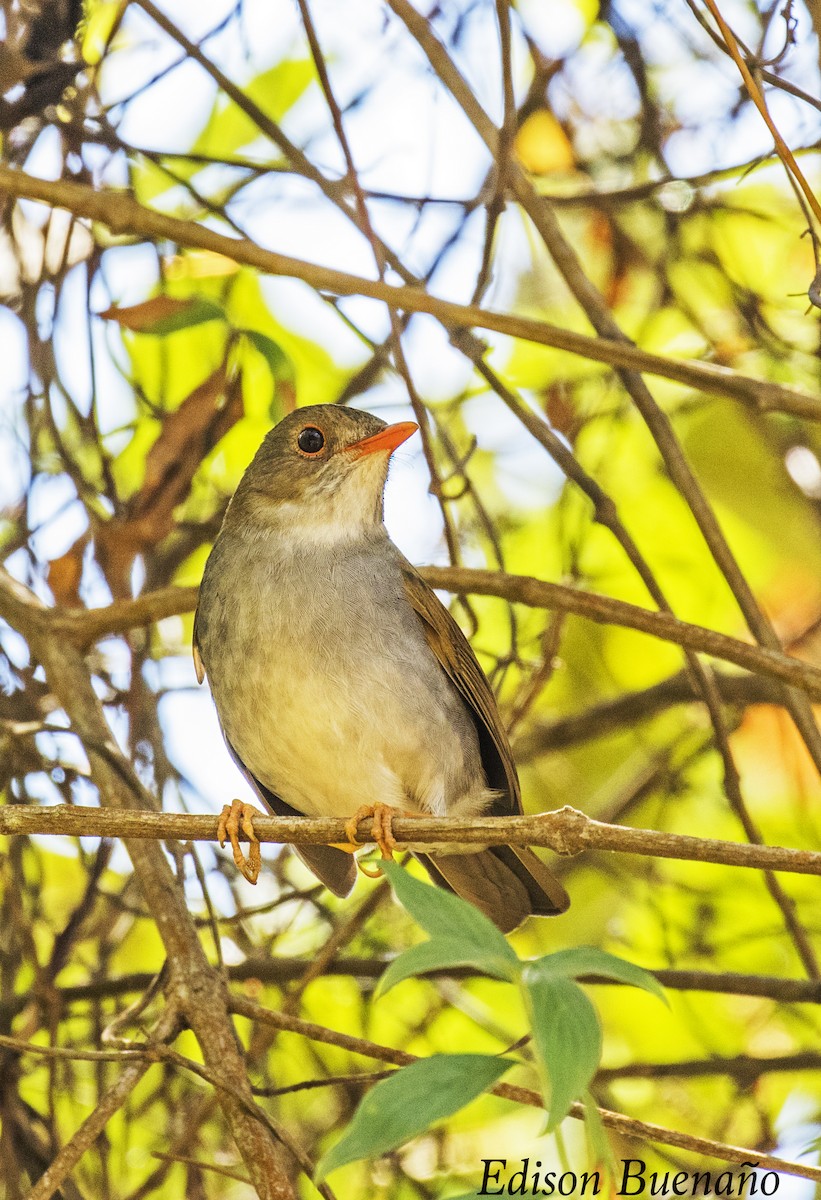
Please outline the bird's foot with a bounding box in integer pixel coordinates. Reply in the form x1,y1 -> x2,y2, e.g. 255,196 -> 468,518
217,800 -> 262,884
344,803 -> 416,863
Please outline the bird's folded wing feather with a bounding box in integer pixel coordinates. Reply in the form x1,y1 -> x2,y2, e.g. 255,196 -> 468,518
399,560 -> 522,817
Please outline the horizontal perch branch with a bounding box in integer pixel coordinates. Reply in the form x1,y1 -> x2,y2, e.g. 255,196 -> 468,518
2,803 -> 820,877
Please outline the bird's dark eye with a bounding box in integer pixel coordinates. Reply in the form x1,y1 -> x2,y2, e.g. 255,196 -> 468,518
297,426 -> 325,455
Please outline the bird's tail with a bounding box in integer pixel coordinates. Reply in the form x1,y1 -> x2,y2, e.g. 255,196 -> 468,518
414,846 -> 569,933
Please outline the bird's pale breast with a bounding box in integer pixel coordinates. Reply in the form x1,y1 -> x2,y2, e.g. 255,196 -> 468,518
197,529 -> 489,820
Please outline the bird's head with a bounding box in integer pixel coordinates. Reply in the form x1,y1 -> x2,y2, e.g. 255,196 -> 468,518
226,404 -> 418,546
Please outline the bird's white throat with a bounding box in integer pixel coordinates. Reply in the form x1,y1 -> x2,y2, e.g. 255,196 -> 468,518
241,452 -> 389,549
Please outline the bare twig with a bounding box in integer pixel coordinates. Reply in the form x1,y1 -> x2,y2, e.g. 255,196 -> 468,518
21,570 -> 821,701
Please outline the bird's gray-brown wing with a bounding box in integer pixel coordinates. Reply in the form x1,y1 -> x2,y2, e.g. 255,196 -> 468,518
399,562 -> 569,920
399,561 -> 521,814
193,617 -> 356,898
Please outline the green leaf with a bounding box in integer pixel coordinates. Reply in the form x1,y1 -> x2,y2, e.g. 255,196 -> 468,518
240,329 -> 296,418
581,1089 -> 617,1178
528,946 -> 667,1004
380,861 -> 519,975
315,1054 -> 513,1181
377,936 -> 516,996
522,965 -> 601,1131
241,329 -> 295,382
193,59 -> 313,158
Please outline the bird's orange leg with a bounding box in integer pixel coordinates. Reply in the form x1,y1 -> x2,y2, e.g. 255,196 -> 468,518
218,800 -> 262,884
344,803 -> 416,862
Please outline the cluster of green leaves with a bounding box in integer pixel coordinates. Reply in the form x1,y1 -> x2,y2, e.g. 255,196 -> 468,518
317,863 -> 665,1183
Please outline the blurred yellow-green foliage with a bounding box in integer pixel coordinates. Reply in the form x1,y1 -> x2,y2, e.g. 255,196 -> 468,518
2,0 -> 821,1196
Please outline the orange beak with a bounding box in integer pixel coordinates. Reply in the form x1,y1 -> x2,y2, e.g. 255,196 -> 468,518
346,421 -> 418,459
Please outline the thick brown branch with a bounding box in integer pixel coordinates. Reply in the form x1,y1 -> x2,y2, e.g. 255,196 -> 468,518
34,570 -> 821,702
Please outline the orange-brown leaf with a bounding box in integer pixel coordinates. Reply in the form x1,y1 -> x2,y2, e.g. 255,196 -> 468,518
48,534 -> 89,607
93,517 -> 156,600
91,368 -> 244,596
98,296 -> 223,334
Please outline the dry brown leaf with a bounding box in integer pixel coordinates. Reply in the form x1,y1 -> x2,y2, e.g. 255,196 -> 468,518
92,517 -> 147,600
47,533 -> 89,607
92,368 -> 244,596
543,384 -> 581,443
98,296 -> 198,331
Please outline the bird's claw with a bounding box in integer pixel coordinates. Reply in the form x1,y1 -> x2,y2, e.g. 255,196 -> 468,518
344,803 -> 415,862
357,858 -> 386,878
218,800 -> 262,884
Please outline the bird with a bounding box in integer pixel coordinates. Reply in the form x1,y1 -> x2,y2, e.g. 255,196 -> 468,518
193,404 -> 569,932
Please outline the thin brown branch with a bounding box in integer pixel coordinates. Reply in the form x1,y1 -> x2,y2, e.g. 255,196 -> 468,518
421,567 -> 821,699
0,1034 -> 151,1063
0,165 -> 816,419
517,670 -> 783,755
150,1152 -> 249,1185
2,803 -> 820,877
3,962 -> 820,1029
230,996 -> 821,1184
597,1050 -> 821,1082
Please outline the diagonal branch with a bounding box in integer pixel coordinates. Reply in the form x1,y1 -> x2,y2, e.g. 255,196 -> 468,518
230,997 -> 821,1185
0,165 -> 816,419
0,622 -> 295,1193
